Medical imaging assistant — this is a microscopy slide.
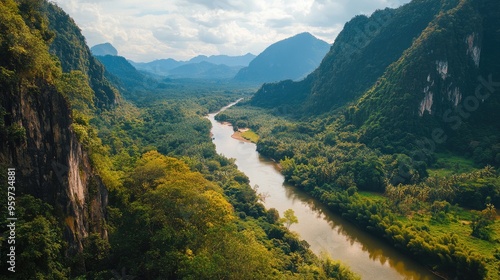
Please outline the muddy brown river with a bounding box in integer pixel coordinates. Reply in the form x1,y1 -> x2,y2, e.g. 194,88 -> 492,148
208,102 -> 439,280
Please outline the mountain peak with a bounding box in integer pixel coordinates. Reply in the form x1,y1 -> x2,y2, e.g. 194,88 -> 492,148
234,32 -> 330,84
91,42 -> 118,56
294,32 -> 314,38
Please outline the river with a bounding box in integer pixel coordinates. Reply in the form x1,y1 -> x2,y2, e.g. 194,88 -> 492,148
207,101 -> 439,280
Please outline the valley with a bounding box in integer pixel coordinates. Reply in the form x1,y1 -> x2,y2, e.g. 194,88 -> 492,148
0,0 -> 499,279
209,103 -> 439,280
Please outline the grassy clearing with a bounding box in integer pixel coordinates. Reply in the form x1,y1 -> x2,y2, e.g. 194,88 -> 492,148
418,213 -> 500,279
428,153 -> 477,177
360,189 -> 500,279
399,204 -> 500,279
358,191 -> 386,202
241,129 -> 259,143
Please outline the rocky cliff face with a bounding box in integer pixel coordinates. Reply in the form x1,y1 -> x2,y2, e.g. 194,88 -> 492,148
0,0 -> 110,260
1,78 -> 108,255
350,0 -> 500,155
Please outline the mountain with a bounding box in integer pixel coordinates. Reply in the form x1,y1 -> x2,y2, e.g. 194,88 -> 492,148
166,61 -> 243,79
130,58 -> 184,76
0,0 -> 111,270
250,1 -> 443,112
94,54 -> 166,96
132,53 -> 256,77
188,53 -> 256,67
251,0 -> 500,159
351,0 -> 500,157
91,42 -> 118,56
234,32 -> 330,84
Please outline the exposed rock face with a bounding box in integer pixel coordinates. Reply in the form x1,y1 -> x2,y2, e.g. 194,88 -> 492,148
0,79 -> 108,255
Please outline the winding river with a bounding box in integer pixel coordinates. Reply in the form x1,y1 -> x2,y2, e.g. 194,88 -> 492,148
208,101 -> 439,280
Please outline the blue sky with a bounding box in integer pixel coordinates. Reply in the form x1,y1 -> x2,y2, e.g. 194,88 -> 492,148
52,0 -> 410,62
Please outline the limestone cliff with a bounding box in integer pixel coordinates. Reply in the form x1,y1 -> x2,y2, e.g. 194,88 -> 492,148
0,0 -> 110,263
1,79 -> 108,256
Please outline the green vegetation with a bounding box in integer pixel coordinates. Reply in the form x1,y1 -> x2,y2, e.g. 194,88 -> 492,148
0,1 -> 360,279
1,0 -> 499,279
241,129 -> 260,143
280,209 -> 299,229
90,88 -> 358,279
428,153 -> 477,177
220,101 -> 500,279
222,2 -> 500,279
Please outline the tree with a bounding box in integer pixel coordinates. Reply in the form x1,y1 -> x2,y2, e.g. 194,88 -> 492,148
470,203 -> 496,240
266,208 -> 280,224
280,209 -> 299,229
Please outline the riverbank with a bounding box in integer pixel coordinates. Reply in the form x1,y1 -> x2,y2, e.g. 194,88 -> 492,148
208,104 -> 439,280
232,128 -> 259,143
231,130 -> 252,142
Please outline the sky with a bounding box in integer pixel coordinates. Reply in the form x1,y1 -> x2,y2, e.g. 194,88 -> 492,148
51,0 -> 411,62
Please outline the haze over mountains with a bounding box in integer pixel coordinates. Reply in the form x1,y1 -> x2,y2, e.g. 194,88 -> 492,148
91,32 -> 330,83
234,32 -> 330,83
251,0 -> 500,160
130,53 -> 256,78
2,0 -> 500,279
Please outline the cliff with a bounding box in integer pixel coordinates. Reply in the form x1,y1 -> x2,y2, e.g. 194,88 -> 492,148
0,0 -> 110,269
1,79 -> 108,256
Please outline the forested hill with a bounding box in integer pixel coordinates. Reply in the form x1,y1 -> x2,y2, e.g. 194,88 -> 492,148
351,0 -> 500,158
0,1 -> 361,279
0,0 -> 113,276
251,0 -> 500,159
250,0 -> 443,111
234,32 -> 330,84
94,54 -> 162,97
43,2 -> 118,108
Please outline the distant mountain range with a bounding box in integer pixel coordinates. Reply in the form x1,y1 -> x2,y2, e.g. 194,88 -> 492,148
95,33 -> 330,84
188,53 -> 256,67
234,32 -> 330,84
130,53 -> 256,78
166,61 -> 243,79
92,33 -> 330,83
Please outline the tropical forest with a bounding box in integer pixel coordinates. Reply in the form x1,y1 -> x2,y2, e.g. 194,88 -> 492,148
0,0 -> 499,279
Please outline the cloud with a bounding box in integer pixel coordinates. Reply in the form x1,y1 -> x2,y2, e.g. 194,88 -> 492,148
266,17 -> 295,29
51,0 -> 411,62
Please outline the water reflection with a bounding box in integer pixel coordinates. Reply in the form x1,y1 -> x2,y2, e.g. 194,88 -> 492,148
282,182 -> 438,280
208,109 -> 439,280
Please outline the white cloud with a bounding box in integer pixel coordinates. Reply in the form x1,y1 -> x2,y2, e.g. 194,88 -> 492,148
51,0 -> 410,62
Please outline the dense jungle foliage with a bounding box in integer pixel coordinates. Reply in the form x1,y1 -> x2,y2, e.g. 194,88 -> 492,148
218,0 -> 500,278
0,0 -> 359,279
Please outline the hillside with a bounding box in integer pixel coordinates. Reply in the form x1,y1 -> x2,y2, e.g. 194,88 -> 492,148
250,0 -> 500,161
351,0 -> 500,159
44,4 -> 118,108
94,54 -> 168,97
218,1 -> 500,278
0,0 -> 112,276
234,32 -> 330,84
250,0 -> 443,111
